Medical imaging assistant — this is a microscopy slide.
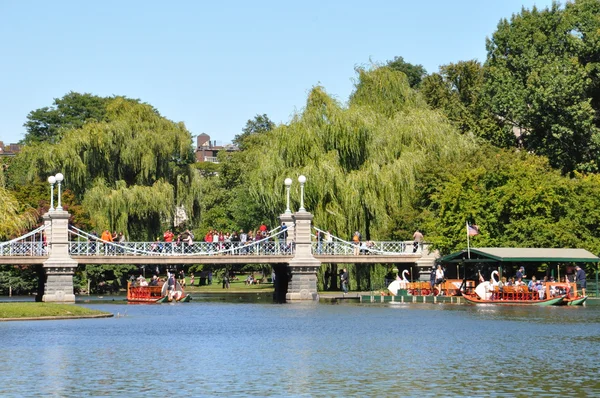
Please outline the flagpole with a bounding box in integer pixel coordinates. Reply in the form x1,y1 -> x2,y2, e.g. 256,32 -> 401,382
466,221 -> 471,259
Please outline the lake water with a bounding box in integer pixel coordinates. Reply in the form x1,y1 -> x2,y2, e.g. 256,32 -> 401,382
1,299 -> 599,397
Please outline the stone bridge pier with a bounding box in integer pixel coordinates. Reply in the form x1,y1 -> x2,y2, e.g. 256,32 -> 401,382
280,210 -> 320,301
42,209 -> 78,303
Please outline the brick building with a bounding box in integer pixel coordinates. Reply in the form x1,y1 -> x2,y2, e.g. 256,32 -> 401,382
0,141 -> 21,157
195,134 -> 238,163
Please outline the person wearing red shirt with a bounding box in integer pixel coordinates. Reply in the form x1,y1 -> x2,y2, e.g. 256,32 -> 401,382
163,229 -> 174,253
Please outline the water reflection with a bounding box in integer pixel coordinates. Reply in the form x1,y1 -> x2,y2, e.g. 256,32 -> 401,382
1,301 -> 599,396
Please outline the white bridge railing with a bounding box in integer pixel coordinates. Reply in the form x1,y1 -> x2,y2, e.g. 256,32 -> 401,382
67,226 -> 294,257
0,225 -> 48,256
0,225 -> 421,257
312,227 -> 420,255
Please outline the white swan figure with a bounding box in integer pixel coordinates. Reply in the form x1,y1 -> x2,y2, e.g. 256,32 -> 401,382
388,279 -> 401,296
491,270 -> 500,286
399,269 -> 409,289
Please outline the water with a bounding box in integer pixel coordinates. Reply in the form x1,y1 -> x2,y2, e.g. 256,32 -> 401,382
1,301 -> 599,397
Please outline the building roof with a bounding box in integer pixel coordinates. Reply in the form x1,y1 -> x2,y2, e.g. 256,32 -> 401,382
439,247 -> 600,264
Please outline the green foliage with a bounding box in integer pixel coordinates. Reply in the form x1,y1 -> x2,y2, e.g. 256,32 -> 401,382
420,146 -> 600,255
386,56 -> 427,88
23,92 -> 112,144
234,67 -> 475,240
17,97 -> 201,239
420,60 -> 514,147
83,264 -> 137,294
0,186 -> 37,239
197,152 -> 269,234
483,0 -> 600,174
233,114 -> 275,150
0,265 -> 38,295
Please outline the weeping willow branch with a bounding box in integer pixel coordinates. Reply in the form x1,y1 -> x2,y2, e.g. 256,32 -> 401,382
239,66 -> 476,238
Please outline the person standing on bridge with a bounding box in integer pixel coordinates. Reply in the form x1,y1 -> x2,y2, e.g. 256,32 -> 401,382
352,231 -> 361,255
163,229 -> 174,253
100,229 -> 113,255
101,229 -> 113,242
325,230 -> 333,254
412,230 -> 424,253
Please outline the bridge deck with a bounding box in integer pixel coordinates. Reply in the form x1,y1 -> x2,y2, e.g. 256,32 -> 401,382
0,254 -> 424,265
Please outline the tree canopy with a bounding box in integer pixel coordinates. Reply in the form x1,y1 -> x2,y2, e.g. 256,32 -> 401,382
23,92 -> 112,145
386,56 -> 427,88
230,66 -> 475,240
232,114 -> 275,150
483,0 -> 600,174
15,96 -> 200,238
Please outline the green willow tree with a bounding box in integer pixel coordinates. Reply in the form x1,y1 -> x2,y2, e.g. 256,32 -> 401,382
233,66 -> 475,240
16,97 -> 201,239
0,167 -> 37,239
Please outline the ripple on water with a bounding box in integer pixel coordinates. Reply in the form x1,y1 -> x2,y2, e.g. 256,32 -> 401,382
0,302 -> 599,397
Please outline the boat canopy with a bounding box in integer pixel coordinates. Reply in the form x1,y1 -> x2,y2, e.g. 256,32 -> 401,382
439,248 -> 600,264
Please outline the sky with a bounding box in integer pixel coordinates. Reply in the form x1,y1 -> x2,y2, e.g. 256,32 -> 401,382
0,0 -> 554,146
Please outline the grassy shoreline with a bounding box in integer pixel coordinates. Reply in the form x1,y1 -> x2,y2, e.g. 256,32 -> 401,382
0,303 -> 112,320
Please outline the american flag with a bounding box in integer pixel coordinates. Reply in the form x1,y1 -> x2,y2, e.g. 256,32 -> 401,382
467,223 -> 479,236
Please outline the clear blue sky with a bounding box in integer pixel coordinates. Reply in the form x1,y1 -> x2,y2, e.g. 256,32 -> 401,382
0,0 -> 553,145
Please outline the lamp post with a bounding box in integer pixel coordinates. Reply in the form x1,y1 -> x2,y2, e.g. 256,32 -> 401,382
55,173 -> 64,211
284,177 -> 292,214
47,176 -> 56,211
298,175 -> 306,212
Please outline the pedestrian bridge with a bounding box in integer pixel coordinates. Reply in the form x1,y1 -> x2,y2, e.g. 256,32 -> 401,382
0,208 -> 437,303
0,225 -> 433,265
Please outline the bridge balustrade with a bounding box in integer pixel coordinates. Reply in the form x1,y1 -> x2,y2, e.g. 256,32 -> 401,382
311,241 -> 410,255
0,242 -> 46,256
67,240 -> 295,256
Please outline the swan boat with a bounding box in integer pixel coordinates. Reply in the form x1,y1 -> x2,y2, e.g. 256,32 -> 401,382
127,280 -> 191,303
462,279 -> 564,306
546,282 -> 587,306
388,270 -> 468,296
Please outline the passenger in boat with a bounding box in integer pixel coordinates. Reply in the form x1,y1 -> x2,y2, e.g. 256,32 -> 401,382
435,265 -> 445,296
527,276 -> 537,291
429,266 -> 436,296
178,270 -> 186,287
575,265 -> 587,297
535,280 -> 545,299
516,266 -> 526,284
167,273 -> 176,300
149,275 -> 159,286
498,277 -> 506,290
138,276 -> 148,287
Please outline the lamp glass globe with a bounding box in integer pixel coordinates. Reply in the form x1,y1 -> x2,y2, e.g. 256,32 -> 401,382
284,178 -> 292,187
48,176 -> 56,184
298,175 -> 307,184
55,173 -> 64,182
